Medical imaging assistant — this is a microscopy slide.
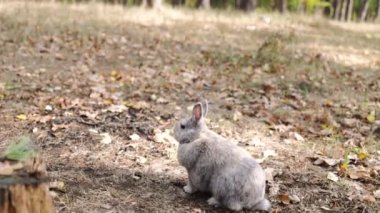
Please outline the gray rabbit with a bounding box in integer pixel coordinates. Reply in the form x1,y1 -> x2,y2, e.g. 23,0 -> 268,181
174,99 -> 270,211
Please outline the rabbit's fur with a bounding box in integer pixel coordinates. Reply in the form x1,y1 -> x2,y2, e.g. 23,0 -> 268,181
174,100 -> 270,211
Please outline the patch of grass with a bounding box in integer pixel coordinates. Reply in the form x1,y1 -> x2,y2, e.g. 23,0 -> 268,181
255,32 -> 295,73
3,136 -> 35,161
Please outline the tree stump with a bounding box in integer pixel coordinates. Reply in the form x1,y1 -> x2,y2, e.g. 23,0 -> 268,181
0,157 -> 54,213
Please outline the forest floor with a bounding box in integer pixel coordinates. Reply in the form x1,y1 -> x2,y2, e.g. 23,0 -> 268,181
0,2 -> 380,213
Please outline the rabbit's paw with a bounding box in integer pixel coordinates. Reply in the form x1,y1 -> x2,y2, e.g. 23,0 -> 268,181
183,184 -> 194,194
207,197 -> 220,207
227,202 -> 242,211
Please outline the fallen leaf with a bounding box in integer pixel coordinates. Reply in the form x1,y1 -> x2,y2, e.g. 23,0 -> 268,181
362,194 -> 376,203
0,162 -> 14,176
290,132 -> 305,142
327,172 -> 339,182
347,167 -> 371,180
49,181 -> 65,192
374,189 -> 380,199
100,133 -> 112,144
136,156 -> 147,164
289,194 -> 300,203
51,123 -> 69,132
16,114 -> 28,120
233,110 -> 242,121
129,133 -> 140,141
124,100 -> 149,109
278,193 -> 290,205
265,168 -> 275,182
104,104 -> 127,113
45,105 -> 53,111
313,157 -> 340,167
367,111 -> 376,123
321,206 -> 332,211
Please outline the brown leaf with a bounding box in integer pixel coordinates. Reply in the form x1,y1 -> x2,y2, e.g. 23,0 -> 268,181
49,181 -> 66,192
52,123 -> 69,132
311,156 -> 340,167
278,193 -> 290,205
0,162 -> 14,176
347,167 -> 371,180
362,194 -> 376,203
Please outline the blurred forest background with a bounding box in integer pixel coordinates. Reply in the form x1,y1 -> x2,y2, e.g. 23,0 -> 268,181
48,0 -> 380,22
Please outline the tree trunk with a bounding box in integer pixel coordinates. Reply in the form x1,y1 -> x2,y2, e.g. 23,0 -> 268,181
196,0 -> 210,9
0,178 -> 54,213
346,0 -> 354,21
340,0 -> 347,21
0,158 -> 53,213
334,0 -> 342,20
144,0 -> 163,9
276,0 -> 287,13
359,0 -> 370,22
237,0 -> 257,11
323,0 -> 334,17
171,0 -> 185,7
376,0 -> 380,21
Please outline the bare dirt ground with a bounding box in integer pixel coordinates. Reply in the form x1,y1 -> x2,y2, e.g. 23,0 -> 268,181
0,2 -> 380,212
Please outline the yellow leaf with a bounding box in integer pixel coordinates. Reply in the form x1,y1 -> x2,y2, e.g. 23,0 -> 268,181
110,70 -> 121,81
339,162 -> 349,170
111,70 -> 118,77
367,111 -> 376,123
16,114 -> 28,120
358,152 -> 369,160
103,99 -> 113,105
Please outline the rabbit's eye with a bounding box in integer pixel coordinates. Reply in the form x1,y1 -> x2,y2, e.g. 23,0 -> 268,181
180,124 -> 185,129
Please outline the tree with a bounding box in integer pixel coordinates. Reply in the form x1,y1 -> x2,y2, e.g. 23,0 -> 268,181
376,0 -> 380,21
172,0 -> 185,7
142,0 -> 163,9
334,0 -> 342,20
196,0 -> 211,9
236,0 -> 257,11
340,0 -> 347,21
276,0 -> 287,13
346,0 -> 354,21
359,0 -> 370,22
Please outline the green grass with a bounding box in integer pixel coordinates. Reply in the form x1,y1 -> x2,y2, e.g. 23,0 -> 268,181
3,136 -> 35,161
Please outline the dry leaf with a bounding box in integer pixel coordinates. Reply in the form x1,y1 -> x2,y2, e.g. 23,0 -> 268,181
136,156 -> 147,164
327,172 -> 339,182
289,194 -> 300,203
0,162 -> 14,176
52,123 -> 69,132
347,167 -> 371,180
313,157 -> 340,167
104,104 -> 127,113
16,114 -> 28,120
288,132 -> 305,142
265,168 -> 275,182
130,133 -> 140,141
367,111 -> 376,123
233,110 -> 242,121
49,181 -> 65,192
100,133 -> 112,144
45,105 -> 53,111
278,193 -> 290,205
373,189 -> 380,199
362,194 -> 376,203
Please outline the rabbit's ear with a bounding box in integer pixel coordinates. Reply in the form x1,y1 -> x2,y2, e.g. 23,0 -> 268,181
200,99 -> 208,117
192,103 -> 202,123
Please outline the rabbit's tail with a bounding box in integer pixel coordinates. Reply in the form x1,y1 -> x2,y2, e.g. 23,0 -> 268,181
253,198 -> 271,211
